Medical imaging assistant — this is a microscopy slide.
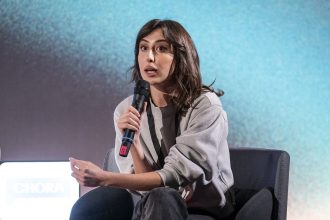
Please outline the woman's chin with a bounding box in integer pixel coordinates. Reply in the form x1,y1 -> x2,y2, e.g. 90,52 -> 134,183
142,78 -> 160,85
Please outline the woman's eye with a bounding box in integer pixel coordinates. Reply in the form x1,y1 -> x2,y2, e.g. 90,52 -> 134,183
140,46 -> 147,51
156,46 -> 168,52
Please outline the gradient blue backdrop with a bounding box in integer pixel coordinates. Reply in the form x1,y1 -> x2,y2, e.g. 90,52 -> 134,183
1,1 -> 329,219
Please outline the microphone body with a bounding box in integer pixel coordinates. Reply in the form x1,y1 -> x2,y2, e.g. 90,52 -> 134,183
119,80 -> 150,157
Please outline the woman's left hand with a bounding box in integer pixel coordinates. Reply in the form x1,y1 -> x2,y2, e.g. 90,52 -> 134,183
69,157 -> 107,187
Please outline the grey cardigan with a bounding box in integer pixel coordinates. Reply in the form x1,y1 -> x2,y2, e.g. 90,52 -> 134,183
114,92 -> 233,209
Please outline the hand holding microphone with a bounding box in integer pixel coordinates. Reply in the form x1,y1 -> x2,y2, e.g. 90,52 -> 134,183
119,80 -> 150,157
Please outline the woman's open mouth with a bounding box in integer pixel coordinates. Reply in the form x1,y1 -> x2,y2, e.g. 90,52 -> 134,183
144,66 -> 158,76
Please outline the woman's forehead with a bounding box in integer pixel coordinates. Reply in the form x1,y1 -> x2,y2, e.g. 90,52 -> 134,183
141,28 -> 166,42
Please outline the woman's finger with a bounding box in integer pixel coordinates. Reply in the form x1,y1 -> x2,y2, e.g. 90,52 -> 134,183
127,111 -> 141,124
128,106 -> 141,117
118,120 -> 139,131
117,112 -> 141,131
69,157 -> 85,172
69,157 -> 79,171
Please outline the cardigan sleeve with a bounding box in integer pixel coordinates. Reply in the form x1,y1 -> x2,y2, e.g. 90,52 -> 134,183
155,93 -> 230,189
114,96 -> 135,174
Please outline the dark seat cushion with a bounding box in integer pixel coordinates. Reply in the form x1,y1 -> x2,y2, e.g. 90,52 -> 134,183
235,187 -> 273,220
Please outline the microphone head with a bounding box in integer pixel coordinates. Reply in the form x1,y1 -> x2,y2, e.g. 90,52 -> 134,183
134,79 -> 150,98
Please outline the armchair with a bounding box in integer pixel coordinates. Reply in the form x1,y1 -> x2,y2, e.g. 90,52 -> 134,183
78,147 -> 290,220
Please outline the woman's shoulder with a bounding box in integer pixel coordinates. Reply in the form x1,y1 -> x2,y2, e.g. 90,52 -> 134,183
181,91 -> 226,126
192,91 -> 223,108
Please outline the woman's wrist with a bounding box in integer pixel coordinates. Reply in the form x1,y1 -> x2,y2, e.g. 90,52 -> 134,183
130,143 -> 154,173
99,170 -> 114,187
131,142 -> 145,160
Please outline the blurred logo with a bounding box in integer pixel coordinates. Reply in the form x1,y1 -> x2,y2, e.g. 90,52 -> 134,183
7,178 -> 70,199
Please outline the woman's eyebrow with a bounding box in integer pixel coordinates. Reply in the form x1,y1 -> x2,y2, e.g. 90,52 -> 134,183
140,39 -> 169,44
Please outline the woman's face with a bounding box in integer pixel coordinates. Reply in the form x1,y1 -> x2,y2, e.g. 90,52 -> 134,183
138,28 -> 174,90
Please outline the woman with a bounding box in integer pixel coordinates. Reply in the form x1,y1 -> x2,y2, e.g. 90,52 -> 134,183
70,19 -> 234,220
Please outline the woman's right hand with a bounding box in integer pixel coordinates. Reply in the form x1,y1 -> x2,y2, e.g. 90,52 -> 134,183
117,105 -> 142,137
117,104 -> 147,159
117,103 -> 152,172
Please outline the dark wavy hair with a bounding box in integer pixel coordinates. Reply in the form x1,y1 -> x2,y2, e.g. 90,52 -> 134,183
131,19 -> 223,115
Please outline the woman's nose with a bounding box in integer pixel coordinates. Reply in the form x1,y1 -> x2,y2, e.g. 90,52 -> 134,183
147,50 -> 155,62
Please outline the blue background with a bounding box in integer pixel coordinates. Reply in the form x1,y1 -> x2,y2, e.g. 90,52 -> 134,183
1,1 -> 329,219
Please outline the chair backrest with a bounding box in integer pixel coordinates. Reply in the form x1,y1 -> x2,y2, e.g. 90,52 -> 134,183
229,148 -> 290,220
103,148 -> 119,172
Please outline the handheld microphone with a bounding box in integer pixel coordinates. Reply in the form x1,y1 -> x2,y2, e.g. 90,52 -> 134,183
119,79 -> 150,157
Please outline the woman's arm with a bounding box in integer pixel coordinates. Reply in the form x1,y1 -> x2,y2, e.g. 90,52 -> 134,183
115,103 -> 153,174
70,157 -> 162,191
130,144 -> 154,173
156,93 -> 231,188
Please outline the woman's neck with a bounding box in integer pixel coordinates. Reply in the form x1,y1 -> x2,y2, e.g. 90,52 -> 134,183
150,86 -> 172,107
